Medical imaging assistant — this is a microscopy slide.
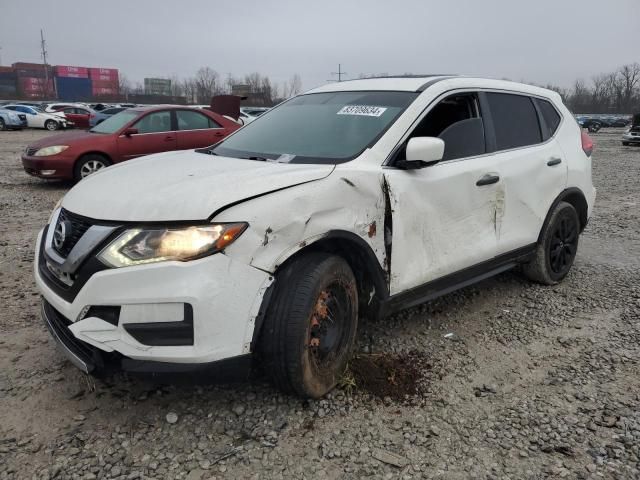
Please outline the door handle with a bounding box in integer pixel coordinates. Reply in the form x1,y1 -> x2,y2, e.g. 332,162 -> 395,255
547,157 -> 562,166
213,131 -> 225,137
476,174 -> 500,186
164,136 -> 175,141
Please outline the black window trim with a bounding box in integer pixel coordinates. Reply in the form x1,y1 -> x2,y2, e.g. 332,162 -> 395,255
384,87 -> 565,167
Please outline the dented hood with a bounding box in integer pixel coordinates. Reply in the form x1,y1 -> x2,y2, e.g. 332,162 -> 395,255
62,150 -> 335,221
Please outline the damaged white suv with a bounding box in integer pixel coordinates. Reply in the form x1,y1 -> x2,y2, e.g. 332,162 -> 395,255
36,76 -> 596,398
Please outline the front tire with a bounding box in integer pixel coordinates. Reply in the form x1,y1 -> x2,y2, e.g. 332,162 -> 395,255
45,120 -> 59,131
260,253 -> 358,398
0,119 -> 5,131
73,154 -> 111,181
523,201 -> 580,285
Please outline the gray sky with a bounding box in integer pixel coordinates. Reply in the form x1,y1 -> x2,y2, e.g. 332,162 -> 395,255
1,0 -> 639,91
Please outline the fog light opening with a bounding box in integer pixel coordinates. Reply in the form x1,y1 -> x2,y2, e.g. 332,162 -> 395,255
40,170 -> 56,176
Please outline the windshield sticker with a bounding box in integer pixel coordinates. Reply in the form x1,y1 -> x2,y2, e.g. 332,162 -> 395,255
272,154 -> 296,163
337,105 -> 387,117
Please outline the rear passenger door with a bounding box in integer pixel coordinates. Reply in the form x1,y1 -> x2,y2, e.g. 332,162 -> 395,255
175,109 -> 226,150
484,92 -> 567,255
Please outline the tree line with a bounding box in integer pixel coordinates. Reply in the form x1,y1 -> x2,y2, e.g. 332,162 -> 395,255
119,68 -> 302,106
521,63 -> 640,114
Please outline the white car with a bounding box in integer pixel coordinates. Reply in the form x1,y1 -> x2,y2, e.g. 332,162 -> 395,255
35,76 -> 595,398
44,102 -> 89,114
239,107 -> 269,124
3,104 -> 70,130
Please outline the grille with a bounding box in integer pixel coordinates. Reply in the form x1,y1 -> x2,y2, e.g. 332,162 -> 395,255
26,147 -> 38,156
54,209 -> 93,257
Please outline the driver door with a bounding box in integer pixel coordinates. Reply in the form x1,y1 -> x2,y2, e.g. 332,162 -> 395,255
116,110 -> 177,159
383,92 -> 501,295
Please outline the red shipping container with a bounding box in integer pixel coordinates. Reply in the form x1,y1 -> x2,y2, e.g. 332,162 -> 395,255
19,77 -> 53,92
89,68 -> 118,81
92,87 -> 118,96
91,79 -> 119,89
0,66 -> 14,74
54,65 -> 89,77
12,62 -> 49,70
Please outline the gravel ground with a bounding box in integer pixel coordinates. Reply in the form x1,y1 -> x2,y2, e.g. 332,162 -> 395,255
0,128 -> 639,480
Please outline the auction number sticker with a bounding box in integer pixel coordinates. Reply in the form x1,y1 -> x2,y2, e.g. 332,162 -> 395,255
337,105 -> 387,117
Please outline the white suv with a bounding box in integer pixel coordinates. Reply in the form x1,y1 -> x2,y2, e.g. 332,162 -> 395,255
35,76 -> 596,398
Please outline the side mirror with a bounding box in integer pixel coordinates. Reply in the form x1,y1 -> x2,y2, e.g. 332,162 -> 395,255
396,137 -> 445,170
123,127 -> 138,137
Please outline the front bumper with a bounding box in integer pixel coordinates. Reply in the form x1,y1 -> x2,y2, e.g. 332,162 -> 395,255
35,228 -> 273,368
22,154 -> 75,179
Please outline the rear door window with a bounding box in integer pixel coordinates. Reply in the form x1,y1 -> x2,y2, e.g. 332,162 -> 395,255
535,98 -> 562,140
486,93 -> 542,150
176,110 -> 218,130
134,111 -> 172,134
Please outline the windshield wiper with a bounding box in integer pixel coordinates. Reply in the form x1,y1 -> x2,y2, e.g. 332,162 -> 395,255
241,156 -> 268,161
195,148 -> 219,155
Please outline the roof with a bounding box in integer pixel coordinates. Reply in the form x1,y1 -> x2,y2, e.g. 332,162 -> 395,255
307,76 -> 452,94
305,75 -> 562,101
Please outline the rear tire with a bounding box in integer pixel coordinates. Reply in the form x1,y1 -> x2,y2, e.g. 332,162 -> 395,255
45,120 -> 59,131
523,201 -> 580,285
260,253 -> 358,398
0,119 -> 5,131
73,154 -> 111,181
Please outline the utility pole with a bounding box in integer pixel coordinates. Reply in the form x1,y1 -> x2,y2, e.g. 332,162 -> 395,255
328,63 -> 347,82
0,46 -> 3,66
40,29 -> 51,98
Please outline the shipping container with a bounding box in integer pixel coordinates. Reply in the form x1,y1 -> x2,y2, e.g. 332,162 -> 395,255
92,87 -> 119,96
91,79 -> 119,89
55,76 -> 92,101
12,62 -> 49,69
0,66 -> 15,74
54,65 -> 89,77
18,77 -> 54,92
89,67 -> 118,79
0,85 -> 18,95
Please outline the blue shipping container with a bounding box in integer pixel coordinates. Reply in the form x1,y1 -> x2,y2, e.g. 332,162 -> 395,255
55,76 -> 92,101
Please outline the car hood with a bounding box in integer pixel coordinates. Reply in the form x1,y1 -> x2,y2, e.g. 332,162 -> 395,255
28,130 -> 104,148
62,150 -> 335,221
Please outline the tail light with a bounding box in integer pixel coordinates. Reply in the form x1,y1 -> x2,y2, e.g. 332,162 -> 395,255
581,132 -> 594,157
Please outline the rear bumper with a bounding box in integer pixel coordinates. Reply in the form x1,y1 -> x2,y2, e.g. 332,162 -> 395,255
21,154 -> 74,179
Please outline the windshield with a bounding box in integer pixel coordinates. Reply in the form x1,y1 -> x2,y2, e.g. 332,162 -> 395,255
211,91 -> 418,164
90,110 -> 139,133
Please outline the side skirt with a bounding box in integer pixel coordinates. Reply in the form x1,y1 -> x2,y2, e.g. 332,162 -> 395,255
382,244 -> 536,316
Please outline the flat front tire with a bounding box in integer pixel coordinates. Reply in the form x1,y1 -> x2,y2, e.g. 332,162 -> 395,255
523,201 -> 580,285
260,253 -> 358,398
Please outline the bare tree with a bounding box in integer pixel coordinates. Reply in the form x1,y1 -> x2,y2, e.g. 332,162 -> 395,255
282,74 -> 302,98
618,63 -> 640,111
118,74 -> 132,99
194,67 -> 221,104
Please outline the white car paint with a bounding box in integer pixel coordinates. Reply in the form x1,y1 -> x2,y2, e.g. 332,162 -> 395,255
3,104 -> 69,129
35,76 -> 595,369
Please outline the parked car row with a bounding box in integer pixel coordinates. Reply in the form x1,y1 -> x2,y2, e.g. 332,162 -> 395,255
22,105 -> 241,180
2,104 -> 71,130
576,114 -> 631,132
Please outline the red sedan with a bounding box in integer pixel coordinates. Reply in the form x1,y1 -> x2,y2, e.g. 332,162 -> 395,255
54,106 -> 96,129
22,106 -> 241,181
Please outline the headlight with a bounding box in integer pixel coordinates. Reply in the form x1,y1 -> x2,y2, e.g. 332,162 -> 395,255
98,223 -> 248,268
34,145 -> 68,157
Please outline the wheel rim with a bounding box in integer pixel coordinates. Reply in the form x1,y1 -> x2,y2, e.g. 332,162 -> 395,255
80,160 -> 106,178
549,215 -> 578,275
46,121 -> 56,130
307,281 -> 354,371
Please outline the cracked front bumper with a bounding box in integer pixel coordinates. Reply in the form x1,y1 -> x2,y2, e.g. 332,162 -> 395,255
35,228 -> 273,368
